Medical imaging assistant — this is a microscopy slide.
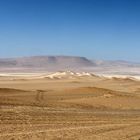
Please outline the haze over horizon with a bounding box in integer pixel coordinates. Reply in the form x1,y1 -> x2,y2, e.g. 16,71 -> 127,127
0,0 -> 140,61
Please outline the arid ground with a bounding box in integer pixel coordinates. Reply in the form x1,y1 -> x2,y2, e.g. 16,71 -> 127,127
0,74 -> 140,140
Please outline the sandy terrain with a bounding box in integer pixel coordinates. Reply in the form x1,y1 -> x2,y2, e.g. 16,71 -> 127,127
0,73 -> 140,140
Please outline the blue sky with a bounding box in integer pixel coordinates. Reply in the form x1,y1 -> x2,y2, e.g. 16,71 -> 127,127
0,0 -> 140,61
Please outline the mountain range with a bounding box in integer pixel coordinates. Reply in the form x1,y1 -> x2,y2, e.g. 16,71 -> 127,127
0,56 -> 140,74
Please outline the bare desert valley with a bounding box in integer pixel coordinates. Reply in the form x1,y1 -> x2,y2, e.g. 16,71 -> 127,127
1,0 -> 140,139
0,71 -> 140,140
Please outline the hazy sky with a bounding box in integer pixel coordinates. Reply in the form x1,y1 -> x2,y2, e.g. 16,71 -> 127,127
0,0 -> 140,61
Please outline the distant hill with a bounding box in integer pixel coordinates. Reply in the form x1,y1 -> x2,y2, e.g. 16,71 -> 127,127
93,60 -> 140,67
0,56 -> 95,72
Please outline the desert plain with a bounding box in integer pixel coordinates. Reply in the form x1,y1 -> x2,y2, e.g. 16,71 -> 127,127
0,72 -> 140,140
